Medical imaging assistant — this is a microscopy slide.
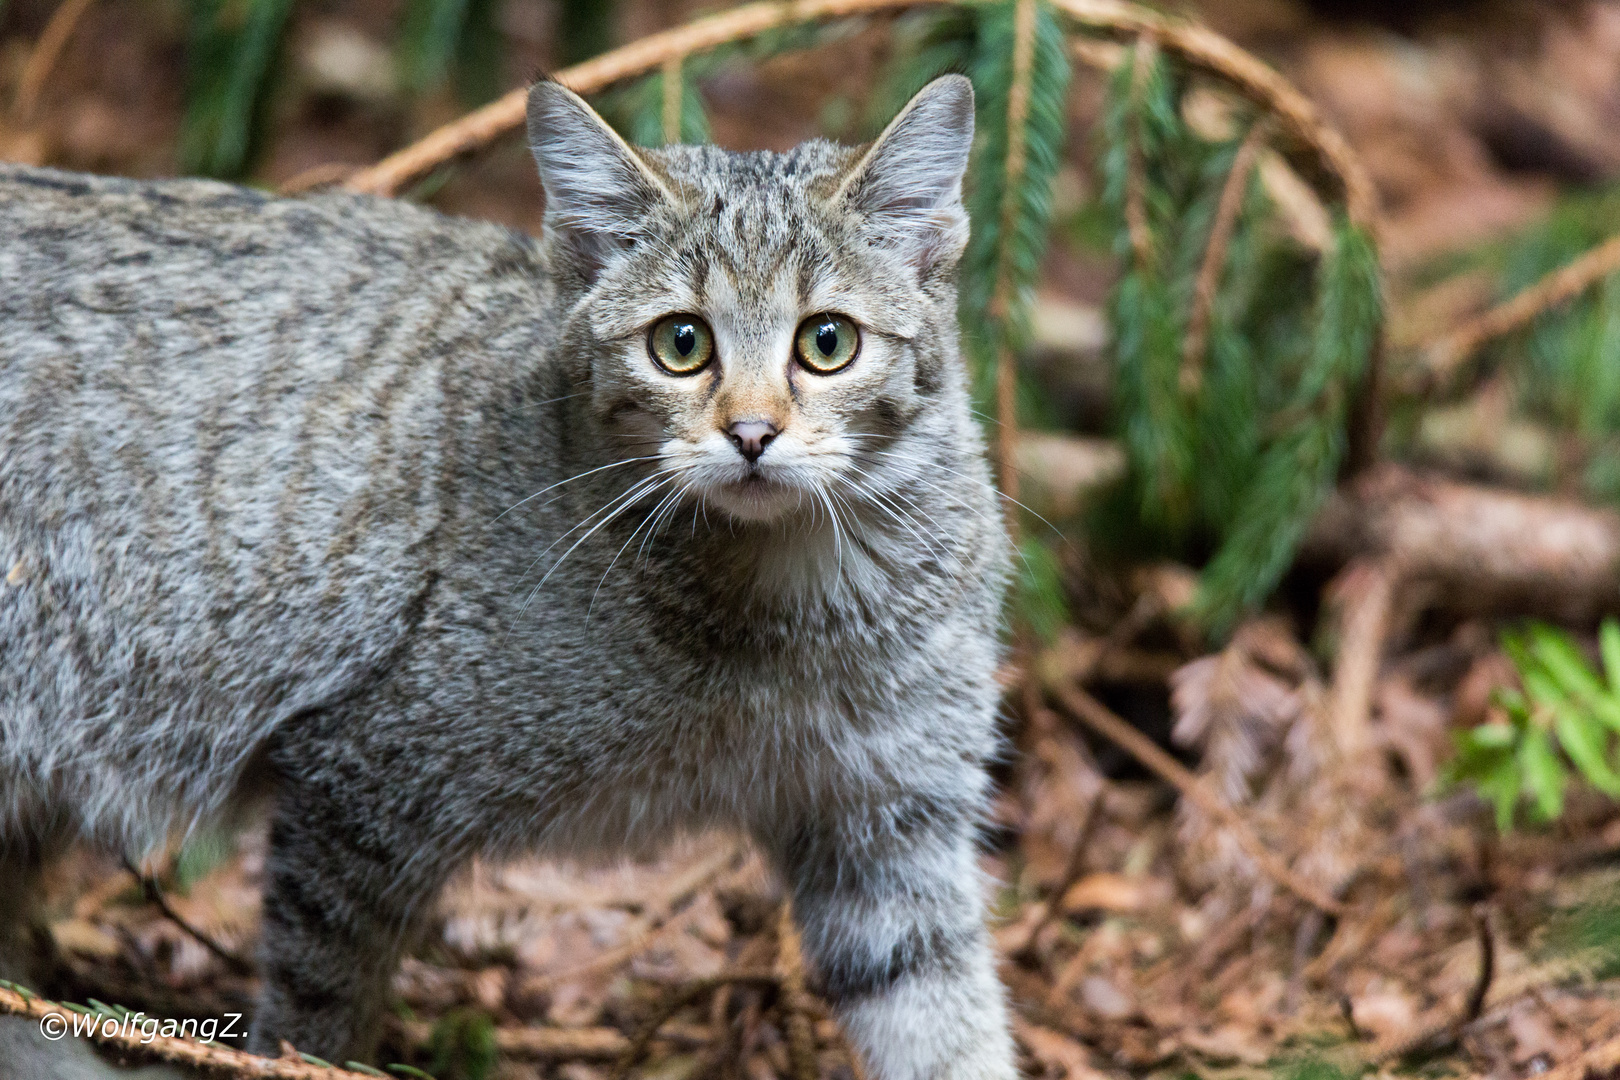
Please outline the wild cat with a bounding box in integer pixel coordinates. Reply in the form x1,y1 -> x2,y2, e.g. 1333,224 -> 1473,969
0,75 -> 1016,1077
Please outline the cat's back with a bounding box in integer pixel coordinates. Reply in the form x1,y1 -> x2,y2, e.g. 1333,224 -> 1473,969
0,165 -> 555,843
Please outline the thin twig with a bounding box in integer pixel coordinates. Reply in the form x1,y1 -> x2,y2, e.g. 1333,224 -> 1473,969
661,55 -> 684,145
1464,902 -> 1495,1024
612,970 -> 780,1078
1047,679 -> 1347,916
1010,786 -> 1106,960
1123,37 -> 1157,269
277,163 -> 358,195
0,983 -> 375,1078
13,0 -> 96,121
1421,231 -> 1620,396
1370,902 -> 1495,1064
123,857 -> 254,977
1181,119 -> 1267,394
990,0 -> 1040,534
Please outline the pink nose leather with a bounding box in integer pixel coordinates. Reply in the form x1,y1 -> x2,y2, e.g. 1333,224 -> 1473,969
727,420 -> 778,463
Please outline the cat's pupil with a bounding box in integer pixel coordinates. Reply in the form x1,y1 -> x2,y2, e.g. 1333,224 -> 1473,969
674,325 -> 695,356
816,324 -> 838,356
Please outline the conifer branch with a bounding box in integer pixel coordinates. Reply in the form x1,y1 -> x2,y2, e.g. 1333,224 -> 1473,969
990,0 -> 1041,525
1048,0 -> 1378,236
1181,119 -> 1265,395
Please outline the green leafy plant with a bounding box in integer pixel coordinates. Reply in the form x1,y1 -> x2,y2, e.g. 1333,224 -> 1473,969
1442,618 -> 1620,830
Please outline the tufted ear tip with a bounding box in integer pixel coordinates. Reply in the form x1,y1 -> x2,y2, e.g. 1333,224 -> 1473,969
839,76 -> 976,273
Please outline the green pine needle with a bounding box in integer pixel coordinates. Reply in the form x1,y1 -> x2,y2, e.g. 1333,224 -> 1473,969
180,0 -> 298,178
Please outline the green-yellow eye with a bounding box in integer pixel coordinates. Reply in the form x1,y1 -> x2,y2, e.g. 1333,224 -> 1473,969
648,315 -> 715,375
794,314 -> 860,374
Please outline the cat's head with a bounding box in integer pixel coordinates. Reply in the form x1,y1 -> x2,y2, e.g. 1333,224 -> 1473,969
526,76 -> 975,526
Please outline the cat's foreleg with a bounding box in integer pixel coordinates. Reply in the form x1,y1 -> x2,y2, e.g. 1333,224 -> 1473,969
248,774 -> 451,1062
769,789 -> 1017,1080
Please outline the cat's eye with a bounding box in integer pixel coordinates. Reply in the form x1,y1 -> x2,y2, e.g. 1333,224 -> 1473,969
794,314 -> 860,375
648,315 -> 715,375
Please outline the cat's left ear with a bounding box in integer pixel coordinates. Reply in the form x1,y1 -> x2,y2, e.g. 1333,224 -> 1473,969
526,79 -> 675,273
836,74 -> 975,274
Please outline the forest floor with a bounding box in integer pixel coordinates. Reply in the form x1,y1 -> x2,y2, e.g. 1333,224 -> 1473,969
4,0 -> 1620,1078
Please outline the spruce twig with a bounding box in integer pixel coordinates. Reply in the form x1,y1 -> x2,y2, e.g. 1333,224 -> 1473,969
1421,230 -> 1620,395
1180,118 -> 1266,395
1122,37 -> 1157,269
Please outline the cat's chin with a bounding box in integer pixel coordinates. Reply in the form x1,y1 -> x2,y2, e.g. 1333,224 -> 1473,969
706,476 -> 803,524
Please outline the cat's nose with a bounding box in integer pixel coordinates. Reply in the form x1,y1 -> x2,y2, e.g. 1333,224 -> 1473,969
726,420 -> 778,463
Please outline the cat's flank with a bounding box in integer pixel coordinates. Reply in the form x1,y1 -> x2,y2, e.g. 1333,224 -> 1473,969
0,77 -> 1015,1078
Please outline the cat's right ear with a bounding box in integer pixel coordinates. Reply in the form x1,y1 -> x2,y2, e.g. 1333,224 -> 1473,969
836,74 -> 976,275
526,80 -> 674,274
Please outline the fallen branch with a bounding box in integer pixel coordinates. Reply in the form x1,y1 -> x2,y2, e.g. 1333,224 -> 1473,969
0,982 -> 377,1079
1303,464 -> 1620,619
341,0 -> 1377,238
1421,231 -> 1620,396
1044,678 -> 1347,916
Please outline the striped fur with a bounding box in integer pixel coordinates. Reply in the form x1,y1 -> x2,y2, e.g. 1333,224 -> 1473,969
0,77 -> 1015,1077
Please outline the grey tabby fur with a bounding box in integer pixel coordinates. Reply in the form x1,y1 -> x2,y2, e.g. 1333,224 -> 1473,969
0,76 -> 1015,1078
